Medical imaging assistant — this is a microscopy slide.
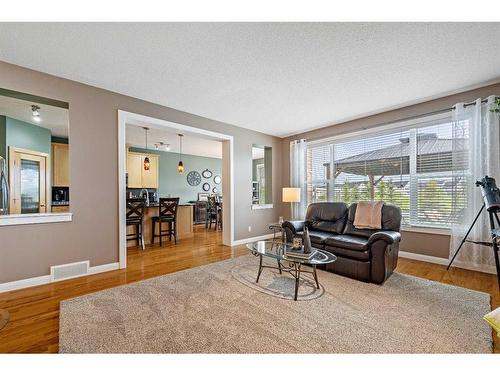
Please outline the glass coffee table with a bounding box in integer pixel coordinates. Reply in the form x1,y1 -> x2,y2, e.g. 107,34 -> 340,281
245,241 -> 337,301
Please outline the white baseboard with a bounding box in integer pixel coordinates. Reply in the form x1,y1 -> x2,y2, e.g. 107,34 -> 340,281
88,262 -> 120,275
231,233 -> 275,246
0,274 -> 51,293
399,251 -> 497,275
0,261 -> 120,293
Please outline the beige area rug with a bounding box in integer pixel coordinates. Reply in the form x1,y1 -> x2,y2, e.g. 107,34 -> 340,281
59,255 -> 492,353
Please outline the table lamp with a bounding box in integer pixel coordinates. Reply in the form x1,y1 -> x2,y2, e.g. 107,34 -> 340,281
282,187 -> 301,220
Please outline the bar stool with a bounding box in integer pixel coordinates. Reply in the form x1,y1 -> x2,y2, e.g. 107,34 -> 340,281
215,194 -> 223,230
151,197 -> 179,245
126,197 -> 146,250
205,195 -> 218,230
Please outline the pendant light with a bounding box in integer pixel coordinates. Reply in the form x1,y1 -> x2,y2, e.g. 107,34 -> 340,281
178,134 -> 184,174
143,127 -> 150,171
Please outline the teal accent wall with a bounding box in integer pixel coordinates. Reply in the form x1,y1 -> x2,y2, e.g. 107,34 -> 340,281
5,117 -> 51,154
130,147 -> 222,203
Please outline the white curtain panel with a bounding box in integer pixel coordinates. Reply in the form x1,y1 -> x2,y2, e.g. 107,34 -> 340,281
290,139 -> 307,219
449,96 -> 500,270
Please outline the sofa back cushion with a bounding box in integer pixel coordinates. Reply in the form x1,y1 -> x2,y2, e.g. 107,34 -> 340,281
305,202 -> 348,234
343,203 -> 402,238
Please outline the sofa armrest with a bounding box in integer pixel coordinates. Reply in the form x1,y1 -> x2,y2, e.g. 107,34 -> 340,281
281,220 -> 305,234
282,220 -> 305,242
369,231 -> 401,284
367,231 -> 401,246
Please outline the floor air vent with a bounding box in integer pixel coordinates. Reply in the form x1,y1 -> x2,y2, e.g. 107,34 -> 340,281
50,261 -> 90,281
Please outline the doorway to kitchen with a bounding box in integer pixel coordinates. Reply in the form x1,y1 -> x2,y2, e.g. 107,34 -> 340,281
117,110 -> 234,269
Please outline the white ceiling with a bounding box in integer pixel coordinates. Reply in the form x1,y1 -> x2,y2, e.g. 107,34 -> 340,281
126,122 -> 222,159
1,23 -> 500,137
0,94 -> 69,137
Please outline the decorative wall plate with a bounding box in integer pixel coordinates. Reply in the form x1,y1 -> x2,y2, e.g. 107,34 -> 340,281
202,183 -> 210,191
212,187 -> 218,193
202,169 -> 213,178
186,171 -> 201,186
213,175 -> 221,184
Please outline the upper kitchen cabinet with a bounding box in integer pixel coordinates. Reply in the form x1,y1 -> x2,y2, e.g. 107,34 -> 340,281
52,142 -> 69,187
127,151 -> 159,188
126,152 -> 142,188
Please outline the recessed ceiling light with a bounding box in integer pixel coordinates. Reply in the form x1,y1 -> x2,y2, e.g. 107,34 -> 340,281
31,105 -> 41,122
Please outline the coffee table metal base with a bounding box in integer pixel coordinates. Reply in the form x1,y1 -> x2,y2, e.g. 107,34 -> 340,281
255,254 -> 319,301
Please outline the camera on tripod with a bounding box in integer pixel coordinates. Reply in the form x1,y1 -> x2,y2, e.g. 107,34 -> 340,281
475,176 -> 500,213
448,175 -> 500,290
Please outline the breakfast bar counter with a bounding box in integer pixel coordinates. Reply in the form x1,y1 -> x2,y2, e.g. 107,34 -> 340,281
127,203 -> 194,247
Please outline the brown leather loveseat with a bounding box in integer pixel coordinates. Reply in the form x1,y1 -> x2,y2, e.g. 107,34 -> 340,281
282,202 -> 402,284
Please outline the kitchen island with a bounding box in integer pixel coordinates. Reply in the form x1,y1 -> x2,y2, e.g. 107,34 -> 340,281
127,203 -> 194,247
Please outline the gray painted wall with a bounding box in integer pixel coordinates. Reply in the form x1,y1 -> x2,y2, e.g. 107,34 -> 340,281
130,147 -> 222,203
0,60 -> 284,284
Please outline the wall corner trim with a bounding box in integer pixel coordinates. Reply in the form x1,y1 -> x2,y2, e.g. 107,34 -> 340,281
0,262 -> 119,293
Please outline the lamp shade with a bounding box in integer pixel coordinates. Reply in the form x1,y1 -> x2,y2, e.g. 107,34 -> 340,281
282,187 -> 301,203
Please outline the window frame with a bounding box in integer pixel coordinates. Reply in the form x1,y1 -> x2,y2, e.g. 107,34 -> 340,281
305,111 -> 462,231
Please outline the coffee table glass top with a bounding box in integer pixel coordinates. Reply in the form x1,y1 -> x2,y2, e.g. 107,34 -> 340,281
246,240 -> 336,265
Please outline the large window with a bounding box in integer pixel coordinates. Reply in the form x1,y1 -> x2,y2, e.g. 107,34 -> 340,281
306,115 -> 469,229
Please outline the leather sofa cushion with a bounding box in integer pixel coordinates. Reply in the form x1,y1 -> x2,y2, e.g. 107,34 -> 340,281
296,230 -> 331,246
305,202 -> 348,234
324,245 -> 370,261
343,203 -> 402,238
325,234 -> 369,251
307,230 -> 333,246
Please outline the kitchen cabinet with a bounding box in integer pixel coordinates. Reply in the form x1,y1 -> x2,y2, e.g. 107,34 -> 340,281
52,143 -> 69,187
127,151 -> 159,188
126,153 -> 143,188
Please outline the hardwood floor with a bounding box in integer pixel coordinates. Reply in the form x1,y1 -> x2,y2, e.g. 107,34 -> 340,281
0,225 -> 498,353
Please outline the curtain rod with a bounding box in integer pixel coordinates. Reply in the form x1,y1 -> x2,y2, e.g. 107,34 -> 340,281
458,96 -> 499,108
304,95 -> 499,144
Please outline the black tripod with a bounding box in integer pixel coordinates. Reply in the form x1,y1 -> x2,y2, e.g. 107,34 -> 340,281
447,203 -> 500,290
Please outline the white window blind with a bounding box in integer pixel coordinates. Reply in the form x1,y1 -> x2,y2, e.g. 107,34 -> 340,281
305,114 -> 469,229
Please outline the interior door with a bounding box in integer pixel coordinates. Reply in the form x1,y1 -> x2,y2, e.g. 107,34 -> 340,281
9,148 -> 48,214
